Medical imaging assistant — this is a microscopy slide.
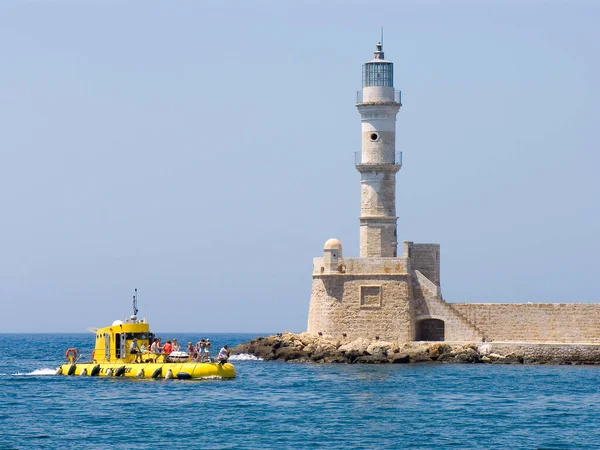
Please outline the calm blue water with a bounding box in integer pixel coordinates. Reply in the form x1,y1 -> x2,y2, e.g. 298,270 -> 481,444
1,333 -> 600,449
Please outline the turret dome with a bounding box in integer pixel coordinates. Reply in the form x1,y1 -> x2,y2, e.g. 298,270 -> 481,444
324,238 -> 342,250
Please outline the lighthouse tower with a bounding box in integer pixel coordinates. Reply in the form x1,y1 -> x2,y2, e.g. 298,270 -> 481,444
355,41 -> 402,258
307,40 -> 466,343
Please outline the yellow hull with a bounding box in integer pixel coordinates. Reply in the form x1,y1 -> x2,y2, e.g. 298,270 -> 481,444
57,361 -> 235,379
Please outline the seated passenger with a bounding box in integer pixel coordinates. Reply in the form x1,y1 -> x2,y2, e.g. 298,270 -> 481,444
162,340 -> 173,357
172,338 -> 181,352
218,345 -> 230,364
130,338 -> 141,363
150,338 -> 163,362
140,342 -> 149,360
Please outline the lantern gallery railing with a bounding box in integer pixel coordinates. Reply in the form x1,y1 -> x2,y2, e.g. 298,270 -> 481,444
355,151 -> 402,166
356,90 -> 401,105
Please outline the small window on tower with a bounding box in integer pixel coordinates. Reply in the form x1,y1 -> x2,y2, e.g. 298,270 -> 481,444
370,133 -> 379,141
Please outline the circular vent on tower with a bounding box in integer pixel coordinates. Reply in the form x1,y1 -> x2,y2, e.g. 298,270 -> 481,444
370,133 -> 379,141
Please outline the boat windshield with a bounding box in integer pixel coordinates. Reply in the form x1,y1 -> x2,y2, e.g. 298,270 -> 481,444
124,332 -> 152,341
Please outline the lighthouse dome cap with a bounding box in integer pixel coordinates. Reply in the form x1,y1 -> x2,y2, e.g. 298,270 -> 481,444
324,238 -> 342,250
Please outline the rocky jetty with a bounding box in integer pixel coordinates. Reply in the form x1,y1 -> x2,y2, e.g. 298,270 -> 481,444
231,332 -> 600,365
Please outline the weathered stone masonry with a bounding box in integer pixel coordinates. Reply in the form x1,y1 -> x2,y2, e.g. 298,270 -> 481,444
306,41 -> 600,344
453,304 -> 600,343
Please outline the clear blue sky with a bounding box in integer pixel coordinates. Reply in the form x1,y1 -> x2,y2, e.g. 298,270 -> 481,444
1,1 -> 599,333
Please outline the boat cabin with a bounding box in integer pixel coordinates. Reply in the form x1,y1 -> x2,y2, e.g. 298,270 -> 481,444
93,319 -> 153,363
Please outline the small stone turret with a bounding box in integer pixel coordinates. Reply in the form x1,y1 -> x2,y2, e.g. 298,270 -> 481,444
323,238 -> 342,273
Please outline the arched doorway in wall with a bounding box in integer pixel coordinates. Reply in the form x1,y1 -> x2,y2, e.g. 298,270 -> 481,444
416,319 -> 445,341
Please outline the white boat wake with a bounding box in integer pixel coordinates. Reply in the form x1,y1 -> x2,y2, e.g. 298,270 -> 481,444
12,368 -> 57,376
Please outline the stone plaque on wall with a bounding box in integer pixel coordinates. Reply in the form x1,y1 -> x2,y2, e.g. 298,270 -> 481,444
360,285 -> 382,308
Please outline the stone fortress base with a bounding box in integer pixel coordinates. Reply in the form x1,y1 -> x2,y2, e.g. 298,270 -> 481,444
307,239 -> 600,345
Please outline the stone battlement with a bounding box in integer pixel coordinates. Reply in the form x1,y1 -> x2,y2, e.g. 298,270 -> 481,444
313,257 -> 409,276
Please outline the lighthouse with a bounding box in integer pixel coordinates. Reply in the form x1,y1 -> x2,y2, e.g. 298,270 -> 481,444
308,40 -> 482,344
355,41 -> 402,258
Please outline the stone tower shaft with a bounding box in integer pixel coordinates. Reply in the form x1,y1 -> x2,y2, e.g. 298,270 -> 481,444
356,42 -> 402,258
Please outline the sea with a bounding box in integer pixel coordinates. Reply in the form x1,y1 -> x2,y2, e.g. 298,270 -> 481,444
1,333 -> 600,449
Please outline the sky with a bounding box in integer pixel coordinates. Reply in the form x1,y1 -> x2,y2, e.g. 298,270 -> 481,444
1,1 -> 599,333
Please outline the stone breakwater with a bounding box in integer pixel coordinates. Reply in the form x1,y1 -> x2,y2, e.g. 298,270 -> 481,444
231,332 -> 600,365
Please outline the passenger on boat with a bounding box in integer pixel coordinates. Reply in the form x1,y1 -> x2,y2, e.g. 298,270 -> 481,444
140,342 -> 152,362
196,339 -> 206,361
129,338 -> 141,363
172,338 -> 181,352
187,342 -> 195,360
218,345 -> 229,364
204,339 -> 211,362
150,338 -> 163,362
163,340 -> 173,355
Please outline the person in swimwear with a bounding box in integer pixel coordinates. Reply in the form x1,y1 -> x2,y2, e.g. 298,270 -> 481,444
187,342 -> 195,361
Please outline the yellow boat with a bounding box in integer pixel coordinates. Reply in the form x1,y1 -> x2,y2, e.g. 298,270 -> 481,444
55,290 -> 235,380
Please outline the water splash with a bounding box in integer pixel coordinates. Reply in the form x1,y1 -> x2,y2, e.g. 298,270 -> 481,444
229,353 -> 263,361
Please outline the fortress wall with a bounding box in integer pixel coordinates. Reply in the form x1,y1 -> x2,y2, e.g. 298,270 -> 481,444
307,274 -> 413,341
452,303 -> 600,343
404,242 -> 440,285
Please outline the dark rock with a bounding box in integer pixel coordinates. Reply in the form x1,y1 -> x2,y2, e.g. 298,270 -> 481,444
354,354 -> 388,364
502,354 -> 523,364
370,354 -> 389,363
436,352 -> 456,362
274,347 -> 306,362
550,359 -> 568,365
389,354 -> 410,364
454,349 -> 481,363
489,355 -> 522,364
322,356 -> 348,364
310,349 -> 339,362
231,337 -> 278,361
287,358 -> 310,363
427,343 -> 452,359
345,351 -> 361,363
523,358 -> 542,365
370,349 -> 387,358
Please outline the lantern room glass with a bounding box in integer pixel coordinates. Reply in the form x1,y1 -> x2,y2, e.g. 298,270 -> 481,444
362,62 -> 393,87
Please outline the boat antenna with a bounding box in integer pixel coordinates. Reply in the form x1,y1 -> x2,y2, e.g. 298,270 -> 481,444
133,288 -> 138,316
